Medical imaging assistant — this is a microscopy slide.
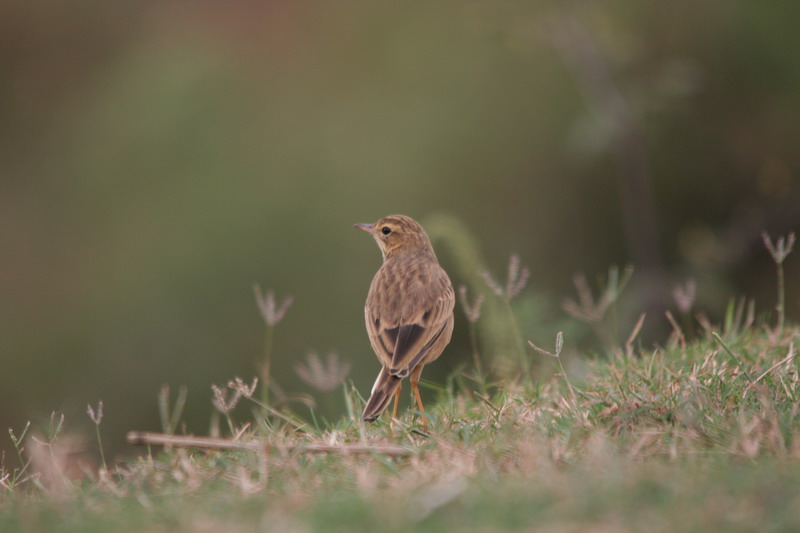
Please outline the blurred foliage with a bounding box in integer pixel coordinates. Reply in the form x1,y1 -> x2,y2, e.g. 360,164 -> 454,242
1,1 -> 799,459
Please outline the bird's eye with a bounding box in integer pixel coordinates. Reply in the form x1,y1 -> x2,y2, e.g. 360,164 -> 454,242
381,226 -> 392,236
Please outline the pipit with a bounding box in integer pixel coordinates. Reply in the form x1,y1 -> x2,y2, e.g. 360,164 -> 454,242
355,215 -> 455,424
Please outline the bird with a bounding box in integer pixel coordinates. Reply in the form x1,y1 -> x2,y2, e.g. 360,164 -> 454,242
354,215 -> 455,424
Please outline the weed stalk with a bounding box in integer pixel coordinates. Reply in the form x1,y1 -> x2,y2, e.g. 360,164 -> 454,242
762,231 -> 795,336
253,284 -> 293,412
87,401 -> 108,472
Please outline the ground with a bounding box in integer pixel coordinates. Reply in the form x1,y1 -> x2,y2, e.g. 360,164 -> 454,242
2,324 -> 799,532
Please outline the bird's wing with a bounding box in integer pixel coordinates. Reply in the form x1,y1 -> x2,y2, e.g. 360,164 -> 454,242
366,279 -> 454,377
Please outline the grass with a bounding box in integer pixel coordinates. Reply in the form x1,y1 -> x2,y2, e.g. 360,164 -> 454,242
2,321 -> 799,532
2,234 -> 797,532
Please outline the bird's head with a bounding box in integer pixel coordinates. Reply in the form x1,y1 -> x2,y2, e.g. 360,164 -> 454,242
354,215 -> 435,260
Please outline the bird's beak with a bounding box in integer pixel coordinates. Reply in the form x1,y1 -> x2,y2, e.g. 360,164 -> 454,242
354,223 -> 373,233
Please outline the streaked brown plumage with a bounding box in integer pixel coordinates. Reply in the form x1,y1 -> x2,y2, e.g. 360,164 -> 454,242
354,215 -> 455,423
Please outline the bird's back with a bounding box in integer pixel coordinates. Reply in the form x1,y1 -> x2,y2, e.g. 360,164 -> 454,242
365,254 -> 454,374
366,255 -> 452,325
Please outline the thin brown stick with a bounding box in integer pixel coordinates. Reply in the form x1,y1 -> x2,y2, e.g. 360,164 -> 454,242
623,313 -> 646,359
743,342 -> 798,397
626,313 -> 647,348
127,431 -> 413,457
665,310 -> 686,349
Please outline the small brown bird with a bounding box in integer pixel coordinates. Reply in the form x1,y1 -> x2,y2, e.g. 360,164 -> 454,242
355,215 -> 455,423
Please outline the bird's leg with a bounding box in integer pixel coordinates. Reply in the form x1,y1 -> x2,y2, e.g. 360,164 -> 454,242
391,383 -> 402,421
411,379 -> 426,426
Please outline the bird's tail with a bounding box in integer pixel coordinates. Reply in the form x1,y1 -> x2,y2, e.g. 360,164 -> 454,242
362,367 -> 402,422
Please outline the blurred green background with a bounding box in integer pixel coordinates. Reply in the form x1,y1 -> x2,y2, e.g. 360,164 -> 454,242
2,1 -> 799,460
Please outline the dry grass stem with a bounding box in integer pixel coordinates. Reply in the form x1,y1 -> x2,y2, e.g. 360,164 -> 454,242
762,231 -> 796,335
253,284 -> 294,327
480,254 -> 530,302
762,231 -> 796,264
295,351 -> 351,392
253,284 -> 293,410
695,312 -> 713,336
126,432 -> 413,457
458,285 -> 485,376
27,431 -> 94,498
744,341 -> 798,395
458,285 -> 484,324
481,254 -> 531,374
665,310 -> 686,349
527,332 -> 564,359
712,332 -> 754,384
562,265 -> 634,324
617,312 -> 647,360
563,265 -> 634,347
626,313 -> 647,349
158,384 -> 188,435
211,384 -> 241,415
228,377 -> 258,399
86,401 -> 103,425
672,280 -> 696,314
86,400 -> 107,472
